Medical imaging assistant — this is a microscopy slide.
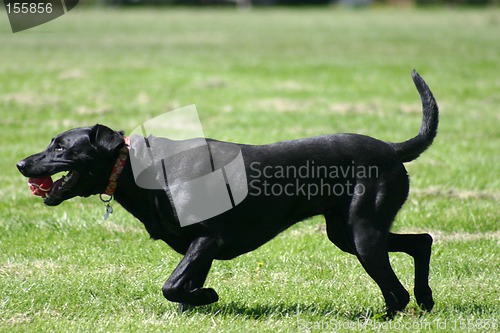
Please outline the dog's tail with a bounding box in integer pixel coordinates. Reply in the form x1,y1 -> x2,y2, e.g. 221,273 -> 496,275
390,70 -> 439,163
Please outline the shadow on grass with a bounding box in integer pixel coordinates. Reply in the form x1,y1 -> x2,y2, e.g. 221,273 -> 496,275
189,300 -> 386,321
171,297 -> 497,322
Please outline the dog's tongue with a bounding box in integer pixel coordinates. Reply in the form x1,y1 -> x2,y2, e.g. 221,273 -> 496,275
28,177 -> 53,197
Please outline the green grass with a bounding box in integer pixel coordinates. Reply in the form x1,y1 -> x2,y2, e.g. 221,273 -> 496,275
1,7 -> 499,332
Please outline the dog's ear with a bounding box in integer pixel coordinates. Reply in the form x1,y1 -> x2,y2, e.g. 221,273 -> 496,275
89,124 -> 125,154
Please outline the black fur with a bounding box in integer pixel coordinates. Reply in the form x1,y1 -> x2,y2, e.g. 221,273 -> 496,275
17,70 -> 438,317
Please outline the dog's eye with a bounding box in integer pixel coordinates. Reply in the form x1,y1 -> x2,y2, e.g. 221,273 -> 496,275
55,145 -> 64,152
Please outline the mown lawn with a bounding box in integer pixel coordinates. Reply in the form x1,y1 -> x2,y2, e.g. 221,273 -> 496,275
0,7 -> 499,332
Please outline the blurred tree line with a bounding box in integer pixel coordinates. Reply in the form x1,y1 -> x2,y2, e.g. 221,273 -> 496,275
103,0 -> 498,5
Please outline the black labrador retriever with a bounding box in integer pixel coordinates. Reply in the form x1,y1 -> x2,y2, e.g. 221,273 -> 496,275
17,70 -> 438,317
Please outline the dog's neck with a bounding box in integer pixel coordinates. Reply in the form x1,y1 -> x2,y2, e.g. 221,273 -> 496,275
103,136 -> 130,196
110,149 -> 185,251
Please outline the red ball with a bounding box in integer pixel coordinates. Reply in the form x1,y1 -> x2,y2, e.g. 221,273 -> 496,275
28,177 -> 53,197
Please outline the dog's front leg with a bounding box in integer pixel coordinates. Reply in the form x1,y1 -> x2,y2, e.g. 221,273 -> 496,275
162,236 -> 219,308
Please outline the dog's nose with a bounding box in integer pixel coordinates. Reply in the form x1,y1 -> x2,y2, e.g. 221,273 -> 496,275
16,160 -> 26,172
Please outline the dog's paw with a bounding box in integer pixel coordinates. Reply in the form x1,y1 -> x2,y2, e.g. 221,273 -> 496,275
384,308 -> 401,320
415,287 -> 434,312
190,287 -> 219,306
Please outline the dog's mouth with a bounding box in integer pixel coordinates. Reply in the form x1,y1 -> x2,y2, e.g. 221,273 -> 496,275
29,171 -> 81,206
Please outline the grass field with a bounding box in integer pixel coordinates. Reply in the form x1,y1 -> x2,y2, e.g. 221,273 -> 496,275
0,7 -> 499,332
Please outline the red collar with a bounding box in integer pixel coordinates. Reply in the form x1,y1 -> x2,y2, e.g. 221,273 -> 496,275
103,136 -> 130,196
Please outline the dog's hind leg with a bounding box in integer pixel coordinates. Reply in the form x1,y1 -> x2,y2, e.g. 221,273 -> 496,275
349,219 -> 410,318
162,236 -> 219,307
388,232 -> 434,311
345,178 -> 410,317
325,202 -> 410,317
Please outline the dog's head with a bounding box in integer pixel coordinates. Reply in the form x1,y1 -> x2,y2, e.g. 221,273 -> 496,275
17,124 -> 125,206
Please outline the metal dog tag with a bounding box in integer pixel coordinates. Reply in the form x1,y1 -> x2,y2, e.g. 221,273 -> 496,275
103,204 -> 113,220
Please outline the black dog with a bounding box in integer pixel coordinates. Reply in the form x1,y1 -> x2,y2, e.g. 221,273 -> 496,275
17,70 -> 438,317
